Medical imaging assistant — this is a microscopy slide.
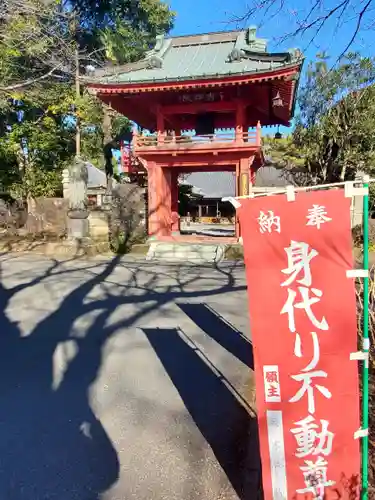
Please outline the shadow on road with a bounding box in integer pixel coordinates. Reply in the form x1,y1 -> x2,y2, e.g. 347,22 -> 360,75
0,255 -> 256,499
0,256 -> 121,500
178,302 -> 254,369
142,327 -> 261,500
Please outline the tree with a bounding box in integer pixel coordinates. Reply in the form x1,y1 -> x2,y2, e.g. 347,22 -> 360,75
0,0 -> 77,93
65,0 -> 175,188
264,54 -> 375,185
298,52 -> 375,127
0,0 -> 83,204
178,183 -> 203,216
0,0 -> 175,94
236,0 -> 373,59
95,0 -> 175,64
0,85 -> 75,201
262,135 -> 308,186
0,0 -> 175,198
263,135 -> 305,169
295,53 -> 375,183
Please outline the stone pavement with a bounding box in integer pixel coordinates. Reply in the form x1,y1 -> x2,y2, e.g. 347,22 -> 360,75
0,253 -> 260,500
180,222 -> 236,238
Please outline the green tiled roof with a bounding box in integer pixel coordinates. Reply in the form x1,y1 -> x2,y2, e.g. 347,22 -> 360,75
89,27 -> 302,85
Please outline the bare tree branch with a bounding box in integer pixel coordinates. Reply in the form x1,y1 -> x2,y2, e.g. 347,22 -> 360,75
0,0 -> 83,93
335,0 -> 373,62
283,0 -> 350,42
0,65 -> 65,92
232,0 -> 374,58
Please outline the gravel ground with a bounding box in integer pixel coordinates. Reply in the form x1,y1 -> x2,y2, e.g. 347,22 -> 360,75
0,253 -> 260,500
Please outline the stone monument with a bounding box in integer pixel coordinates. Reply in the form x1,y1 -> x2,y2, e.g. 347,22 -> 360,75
65,158 -> 89,240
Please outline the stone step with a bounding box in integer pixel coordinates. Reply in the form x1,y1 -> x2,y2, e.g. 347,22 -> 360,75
146,242 -> 227,263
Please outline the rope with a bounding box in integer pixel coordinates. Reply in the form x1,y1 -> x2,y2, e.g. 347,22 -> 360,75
222,177 -> 374,201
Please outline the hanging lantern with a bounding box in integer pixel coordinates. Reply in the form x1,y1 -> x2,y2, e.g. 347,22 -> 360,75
274,126 -> 282,140
272,91 -> 284,107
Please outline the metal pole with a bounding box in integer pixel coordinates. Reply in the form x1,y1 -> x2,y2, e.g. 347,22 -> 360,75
361,174 -> 370,500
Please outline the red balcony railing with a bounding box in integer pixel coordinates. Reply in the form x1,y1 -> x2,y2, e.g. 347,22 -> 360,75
133,122 -> 261,150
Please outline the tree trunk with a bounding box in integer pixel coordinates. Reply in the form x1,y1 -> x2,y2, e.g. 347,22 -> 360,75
340,163 -> 347,181
102,103 -> 114,194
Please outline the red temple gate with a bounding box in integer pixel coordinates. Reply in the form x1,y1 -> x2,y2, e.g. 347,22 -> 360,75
86,27 -> 303,240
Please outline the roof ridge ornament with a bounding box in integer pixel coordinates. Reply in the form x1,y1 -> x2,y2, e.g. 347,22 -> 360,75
288,48 -> 303,62
154,34 -> 165,52
228,47 -> 245,62
147,55 -> 163,69
228,25 -> 268,62
246,26 -> 257,44
146,35 -> 172,70
245,25 -> 267,52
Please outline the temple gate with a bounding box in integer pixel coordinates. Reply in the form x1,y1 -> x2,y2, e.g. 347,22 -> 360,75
86,27 -> 303,241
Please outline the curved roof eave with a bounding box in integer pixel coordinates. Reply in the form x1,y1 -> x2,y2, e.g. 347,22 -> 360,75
85,60 -> 304,90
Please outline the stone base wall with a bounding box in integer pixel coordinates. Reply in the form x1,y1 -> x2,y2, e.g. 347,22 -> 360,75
109,184 -> 147,251
1,197 -> 68,236
27,198 -> 69,235
1,185 -> 147,253
88,210 -> 110,242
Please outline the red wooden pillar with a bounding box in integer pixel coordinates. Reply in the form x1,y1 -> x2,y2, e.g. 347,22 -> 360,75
147,163 -> 171,238
147,161 -> 159,237
159,167 -> 172,236
156,106 -> 165,145
235,157 -> 250,239
235,161 -> 240,239
256,120 -> 261,146
235,101 -> 245,143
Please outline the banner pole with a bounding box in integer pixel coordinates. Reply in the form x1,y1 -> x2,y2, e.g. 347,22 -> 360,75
361,174 -> 370,500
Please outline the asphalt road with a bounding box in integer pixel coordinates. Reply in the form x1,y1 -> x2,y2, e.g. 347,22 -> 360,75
0,254 -> 259,500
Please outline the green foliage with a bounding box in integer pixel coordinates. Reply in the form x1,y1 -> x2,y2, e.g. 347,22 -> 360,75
262,135 -> 310,185
0,0 -> 174,199
296,53 -> 375,183
262,135 -> 305,167
73,0 -> 175,63
0,1 -> 75,93
0,86 -> 74,198
265,53 -> 375,186
352,219 -> 375,250
299,52 -> 375,127
100,22 -> 152,64
178,183 -> 203,216
70,0 -> 174,32
111,114 -> 132,143
0,83 -> 107,198
0,147 -> 19,193
10,168 -> 62,199
0,0 -> 175,89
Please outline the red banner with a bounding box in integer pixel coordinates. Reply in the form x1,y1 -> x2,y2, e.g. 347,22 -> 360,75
238,189 -> 360,500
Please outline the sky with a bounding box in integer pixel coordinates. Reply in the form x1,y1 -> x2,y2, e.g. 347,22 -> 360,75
169,0 -> 374,65
117,0 -> 374,151
166,0 -> 374,136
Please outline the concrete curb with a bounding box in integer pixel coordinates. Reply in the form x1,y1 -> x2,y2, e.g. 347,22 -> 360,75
0,239 -> 247,260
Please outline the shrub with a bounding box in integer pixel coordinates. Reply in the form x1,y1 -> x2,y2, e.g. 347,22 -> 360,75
109,183 -> 147,254
352,220 -> 375,250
